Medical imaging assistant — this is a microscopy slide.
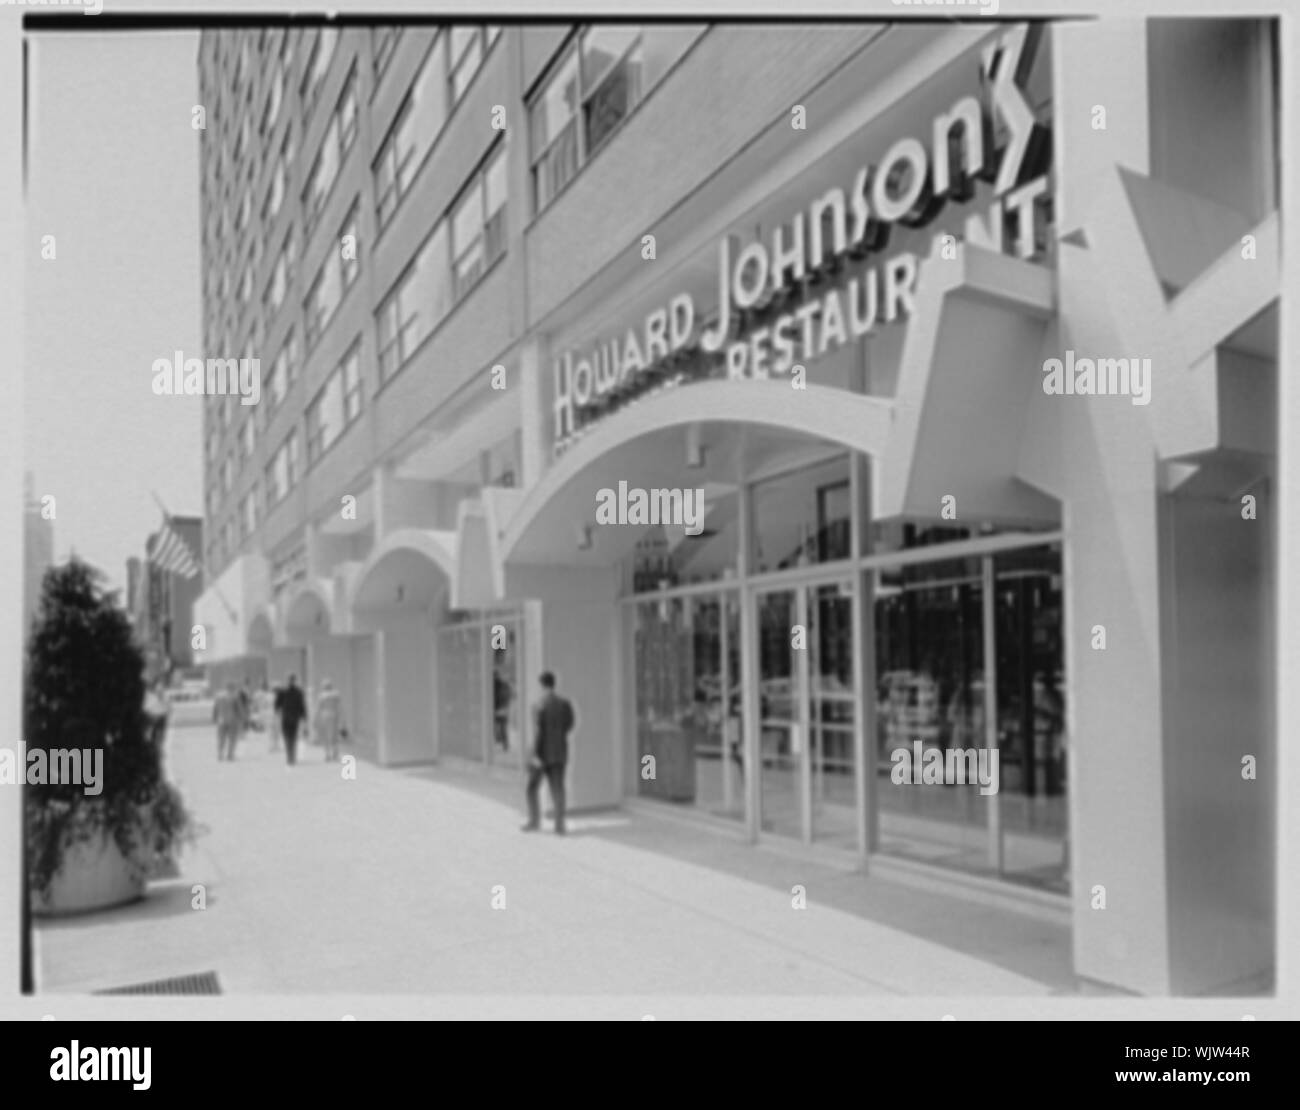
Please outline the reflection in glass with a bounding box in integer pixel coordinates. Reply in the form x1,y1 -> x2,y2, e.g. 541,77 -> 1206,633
634,594 -> 744,820
994,547 -> 1067,891
438,620 -> 483,761
758,589 -> 800,838
809,581 -> 856,847
629,483 -> 740,591
874,558 -> 992,873
751,455 -> 851,573
490,617 -> 521,769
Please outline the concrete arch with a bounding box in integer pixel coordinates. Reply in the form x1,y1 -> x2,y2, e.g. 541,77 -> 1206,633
348,528 -> 456,614
246,605 -> 278,652
500,379 -> 895,565
283,580 -> 335,642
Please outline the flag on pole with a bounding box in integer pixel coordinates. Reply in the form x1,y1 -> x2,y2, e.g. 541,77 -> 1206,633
150,513 -> 202,580
151,519 -> 201,580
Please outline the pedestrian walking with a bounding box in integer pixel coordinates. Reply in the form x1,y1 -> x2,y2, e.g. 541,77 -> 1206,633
144,678 -> 171,748
237,680 -> 252,745
275,673 -> 308,766
493,668 -> 512,751
522,671 -> 575,835
315,678 -> 343,762
213,681 -> 241,761
266,679 -> 281,753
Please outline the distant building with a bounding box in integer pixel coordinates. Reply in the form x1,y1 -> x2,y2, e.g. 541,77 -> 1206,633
137,515 -> 205,676
23,472 -> 54,643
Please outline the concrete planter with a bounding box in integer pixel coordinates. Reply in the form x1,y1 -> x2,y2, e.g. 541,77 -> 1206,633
31,824 -> 146,918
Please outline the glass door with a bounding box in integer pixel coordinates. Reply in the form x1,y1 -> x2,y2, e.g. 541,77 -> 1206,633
756,586 -> 805,839
755,578 -> 860,845
488,616 -> 522,769
808,579 -> 857,848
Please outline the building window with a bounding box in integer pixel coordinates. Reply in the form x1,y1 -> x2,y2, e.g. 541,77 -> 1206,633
221,455 -> 233,494
285,326 -> 301,385
239,264 -> 252,303
234,113 -> 251,165
269,233 -> 291,310
341,342 -> 362,422
306,340 -> 362,462
450,144 -> 507,301
303,68 -> 358,235
304,247 -> 344,350
302,26 -> 338,108
338,66 -> 359,150
528,27 -> 693,212
579,26 -> 644,153
529,50 -> 581,211
340,201 -> 360,290
376,221 -> 450,382
240,415 -> 256,459
449,27 -> 481,102
265,456 -> 282,506
264,355 -> 281,420
373,38 -> 447,231
265,328 -> 296,421
240,488 -> 258,538
281,27 -> 296,78
266,430 -> 299,506
448,25 -> 500,102
262,64 -> 283,135
373,25 -> 401,83
270,252 -> 287,310
286,428 -> 301,487
235,188 -> 251,233
266,154 -> 286,223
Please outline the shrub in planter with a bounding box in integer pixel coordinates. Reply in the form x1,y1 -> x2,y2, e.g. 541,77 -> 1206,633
24,558 -> 194,911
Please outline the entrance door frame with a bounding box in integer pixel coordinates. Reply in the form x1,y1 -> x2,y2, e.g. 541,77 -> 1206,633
750,571 -> 858,848
614,444 -> 1066,877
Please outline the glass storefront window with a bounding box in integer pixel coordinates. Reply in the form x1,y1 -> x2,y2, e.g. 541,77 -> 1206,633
874,556 -> 992,873
751,454 -> 851,573
634,593 -> 743,821
628,483 -> 741,591
438,611 -> 524,767
438,621 -> 483,760
993,546 -> 1067,891
871,544 -> 1066,890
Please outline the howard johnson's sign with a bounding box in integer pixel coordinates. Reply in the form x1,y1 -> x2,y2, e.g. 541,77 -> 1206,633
551,24 -> 1051,456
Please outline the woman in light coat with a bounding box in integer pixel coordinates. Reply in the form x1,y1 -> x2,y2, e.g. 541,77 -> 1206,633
315,679 -> 343,762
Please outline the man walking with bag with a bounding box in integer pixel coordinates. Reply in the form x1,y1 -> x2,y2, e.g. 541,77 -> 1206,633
522,671 -> 575,835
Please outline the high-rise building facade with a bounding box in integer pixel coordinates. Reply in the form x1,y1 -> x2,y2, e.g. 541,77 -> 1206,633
194,19 -> 1279,996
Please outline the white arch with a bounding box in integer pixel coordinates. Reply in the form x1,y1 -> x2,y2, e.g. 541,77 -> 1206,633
346,528 -> 457,613
500,379 -> 894,563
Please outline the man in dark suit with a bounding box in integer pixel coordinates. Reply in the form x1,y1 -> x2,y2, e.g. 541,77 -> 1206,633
275,674 -> 308,766
522,671 -> 575,835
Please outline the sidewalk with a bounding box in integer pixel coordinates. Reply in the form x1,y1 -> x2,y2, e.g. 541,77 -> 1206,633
35,723 -> 1076,997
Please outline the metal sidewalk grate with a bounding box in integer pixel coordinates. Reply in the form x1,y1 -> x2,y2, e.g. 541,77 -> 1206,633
95,970 -> 222,995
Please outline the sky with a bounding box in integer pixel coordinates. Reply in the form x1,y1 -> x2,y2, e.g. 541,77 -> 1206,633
25,30 -> 203,595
